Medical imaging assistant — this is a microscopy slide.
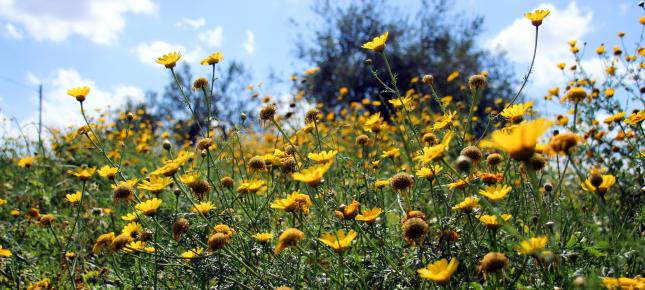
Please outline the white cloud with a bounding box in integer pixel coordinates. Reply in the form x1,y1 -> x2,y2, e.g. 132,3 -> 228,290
198,26 -> 224,48
243,29 -> 255,54
176,17 -> 206,30
4,23 -> 22,39
0,0 -> 156,45
486,2 -> 593,88
37,69 -> 145,129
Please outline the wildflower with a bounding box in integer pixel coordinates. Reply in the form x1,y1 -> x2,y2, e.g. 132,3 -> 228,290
604,112 -> 625,124
111,234 -> 132,252
625,110 -> 645,125
452,197 -> 480,213
200,52 -> 223,65
524,9 -> 550,26
191,201 -> 215,214
236,179 -> 268,194
461,146 -> 483,163
416,165 -> 443,180
417,258 -> 459,285
433,111 -> 456,130
308,150 -> 338,164
501,101 -> 533,124
477,172 -> 504,185
602,277 -> 645,289
318,229 -> 357,253
259,104 -> 277,124
92,232 -> 115,253
382,148 -> 401,158
402,212 -> 429,246
138,175 -> 173,194
447,71 -> 459,82
122,222 -> 142,239
274,228 -> 305,255
389,95 -> 414,110
248,156 -> 267,172
375,179 -> 389,189
121,212 -> 138,222
253,233 -> 274,244
271,191 -> 312,215
150,160 -> 181,177
156,51 -> 181,69
479,184 -> 511,202
361,31 -> 388,52
112,179 -> 138,200
0,245 -> 11,257
517,236 -> 548,255
27,278 -> 50,290
208,233 -> 230,251
292,162 -> 332,186
447,177 -> 473,190
67,86 -> 90,102
68,167 -> 96,181
479,252 -> 509,278
480,118 -> 552,161
355,208 -> 382,223
581,174 -> 616,195
97,165 -> 118,180
192,77 -> 209,91
468,74 -> 487,90
17,156 -> 35,168
180,247 -> 204,260
38,214 -> 55,226
549,133 -> 582,153
363,113 -> 384,133
135,198 -> 162,216
414,131 -> 453,163
478,214 -> 512,230
124,240 -> 149,253
65,191 -> 82,204
563,87 -> 587,103
172,218 -> 190,241
26,207 -> 40,219
336,200 -> 360,219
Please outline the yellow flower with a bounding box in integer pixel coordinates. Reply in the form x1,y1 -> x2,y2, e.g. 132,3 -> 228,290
27,278 -> 50,290
274,228 -> 305,255
179,171 -> 201,187
156,51 -> 182,69
479,184 -> 511,202
318,229 -> 357,253
253,233 -> 274,244
213,224 -> 236,238
17,156 -> 35,168
200,52 -> 224,65
0,245 -> 12,257
452,197 -> 480,213
68,167 -> 96,181
382,148 -> 401,158
236,179 -> 268,194
65,191 -> 82,204
417,258 -> 459,285
375,179 -> 389,189
124,240 -> 148,253
602,277 -> 645,289
447,71 -> 460,82
361,31 -> 388,52
180,247 -> 204,260
581,175 -> 616,194
97,165 -> 118,180
191,201 -> 215,214
416,165 -> 443,180
121,212 -> 138,222
92,232 -> 115,253
517,236 -> 548,255
0,198 -> 6,206
307,150 -> 338,164
270,191 -> 312,215
480,118 -> 552,161
478,214 -> 512,230
67,86 -> 90,102
355,208 -> 382,223
388,95 -> 414,110
433,111 -> 456,130
292,162 -> 332,186
363,112 -> 384,132
524,9 -> 550,26
625,110 -> 645,125
138,175 -> 173,194
134,198 -> 162,216
122,222 -> 142,239
414,131 -> 453,163
501,101 -> 533,124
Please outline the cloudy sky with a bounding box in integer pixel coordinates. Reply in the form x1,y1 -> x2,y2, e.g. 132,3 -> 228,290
0,0 -> 643,136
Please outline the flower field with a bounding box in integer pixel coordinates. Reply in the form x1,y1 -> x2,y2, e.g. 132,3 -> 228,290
1,9 -> 644,290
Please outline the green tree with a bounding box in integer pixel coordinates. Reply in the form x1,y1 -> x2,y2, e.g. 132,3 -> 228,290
293,0 -> 516,126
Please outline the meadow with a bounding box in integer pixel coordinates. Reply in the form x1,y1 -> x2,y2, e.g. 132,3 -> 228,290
0,9 -> 644,289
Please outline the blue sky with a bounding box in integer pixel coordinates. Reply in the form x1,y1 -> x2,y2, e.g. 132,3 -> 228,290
0,0 -> 643,135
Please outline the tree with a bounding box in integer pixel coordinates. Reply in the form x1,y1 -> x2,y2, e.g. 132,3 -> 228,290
148,61 -> 254,141
293,0 -> 516,124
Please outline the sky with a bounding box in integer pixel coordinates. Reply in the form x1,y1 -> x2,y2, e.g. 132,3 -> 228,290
0,0 -> 643,137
